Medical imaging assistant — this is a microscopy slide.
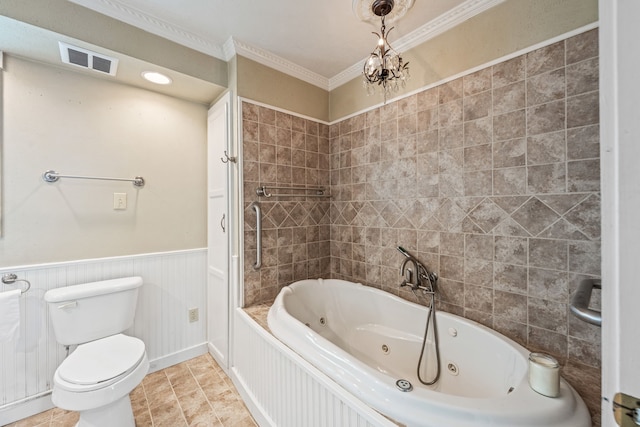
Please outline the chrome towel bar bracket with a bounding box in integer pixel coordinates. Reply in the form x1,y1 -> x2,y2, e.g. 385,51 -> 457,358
43,170 -> 145,188
2,273 -> 31,294
569,278 -> 601,326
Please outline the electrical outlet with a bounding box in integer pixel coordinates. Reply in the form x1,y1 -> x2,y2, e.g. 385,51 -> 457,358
188,308 -> 199,323
113,193 -> 127,210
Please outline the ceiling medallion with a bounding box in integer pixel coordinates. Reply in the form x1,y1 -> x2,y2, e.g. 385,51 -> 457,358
352,0 -> 415,24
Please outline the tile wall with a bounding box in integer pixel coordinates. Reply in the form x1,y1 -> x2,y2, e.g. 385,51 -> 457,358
240,28 -> 601,423
241,103 -> 332,306
328,28 -> 601,369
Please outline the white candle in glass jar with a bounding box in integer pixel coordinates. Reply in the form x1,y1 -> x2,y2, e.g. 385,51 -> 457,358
528,352 -> 560,397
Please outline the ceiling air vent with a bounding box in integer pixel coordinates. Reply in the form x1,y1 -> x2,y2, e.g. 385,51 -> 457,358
58,42 -> 119,76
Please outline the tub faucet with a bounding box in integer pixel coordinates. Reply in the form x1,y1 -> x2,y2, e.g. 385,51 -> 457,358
397,246 -> 437,293
400,257 -> 420,289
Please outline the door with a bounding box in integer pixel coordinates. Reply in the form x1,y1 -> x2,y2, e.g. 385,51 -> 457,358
600,1 -> 640,425
207,92 -> 231,370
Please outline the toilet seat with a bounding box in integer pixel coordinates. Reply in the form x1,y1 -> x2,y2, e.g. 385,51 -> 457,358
55,334 -> 146,393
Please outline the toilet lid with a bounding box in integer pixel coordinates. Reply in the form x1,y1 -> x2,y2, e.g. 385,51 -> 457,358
58,334 -> 146,385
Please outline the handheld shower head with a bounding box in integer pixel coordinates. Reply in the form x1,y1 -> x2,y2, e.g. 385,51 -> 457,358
397,246 -> 412,258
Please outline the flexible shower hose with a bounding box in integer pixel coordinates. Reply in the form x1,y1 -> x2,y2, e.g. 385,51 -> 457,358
415,287 -> 440,385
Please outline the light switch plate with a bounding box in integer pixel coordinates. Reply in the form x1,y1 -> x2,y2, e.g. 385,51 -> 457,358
113,193 -> 127,210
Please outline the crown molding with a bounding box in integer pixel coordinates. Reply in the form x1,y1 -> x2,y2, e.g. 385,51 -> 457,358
329,0 -> 505,90
231,39 -> 330,90
69,0 -> 503,92
395,0 -> 505,53
222,37 -> 237,61
68,0 -> 225,59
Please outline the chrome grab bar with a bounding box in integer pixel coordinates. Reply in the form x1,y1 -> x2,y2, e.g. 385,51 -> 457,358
251,202 -> 262,269
569,278 -> 601,327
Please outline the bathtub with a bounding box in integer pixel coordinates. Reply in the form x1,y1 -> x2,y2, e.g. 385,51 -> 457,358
267,279 -> 591,427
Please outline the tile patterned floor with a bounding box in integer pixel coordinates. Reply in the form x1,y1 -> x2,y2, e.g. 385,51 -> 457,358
8,354 -> 257,427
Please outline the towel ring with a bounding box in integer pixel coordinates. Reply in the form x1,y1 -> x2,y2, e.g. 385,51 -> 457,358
2,273 -> 31,294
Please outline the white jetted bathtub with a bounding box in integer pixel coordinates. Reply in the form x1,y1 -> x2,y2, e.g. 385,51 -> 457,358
267,279 -> 591,427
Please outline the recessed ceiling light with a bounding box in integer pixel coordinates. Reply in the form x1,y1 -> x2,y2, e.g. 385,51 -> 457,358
141,71 -> 172,85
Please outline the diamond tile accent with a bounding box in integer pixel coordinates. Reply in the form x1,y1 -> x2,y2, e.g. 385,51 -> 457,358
564,194 -> 601,239
539,218 -> 590,241
492,217 -> 531,237
405,199 -> 437,228
537,194 -> 590,215
434,199 -> 467,230
290,203 -> 309,226
511,198 -> 561,236
380,202 -> 403,227
467,199 -> 508,233
342,203 -> 359,225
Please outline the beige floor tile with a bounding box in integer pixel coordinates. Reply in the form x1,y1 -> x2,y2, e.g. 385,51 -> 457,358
182,402 -> 216,426
143,370 -> 167,385
150,402 -> 186,425
164,363 -> 191,381
134,409 -> 154,427
190,419 -> 223,427
189,362 -> 216,378
209,391 -> 252,426
171,377 -> 200,398
187,354 -> 214,368
49,411 -> 79,427
11,353 -> 256,427
148,389 -> 180,412
130,383 -> 146,400
13,409 -> 51,427
196,370 -> 227,388
131,394 -> 150,414
200,379 -> 232,403
230,415 -> 258,427
146,381 -> 174,398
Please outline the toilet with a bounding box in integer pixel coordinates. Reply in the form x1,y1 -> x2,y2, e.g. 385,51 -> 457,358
44,276 -> 149,427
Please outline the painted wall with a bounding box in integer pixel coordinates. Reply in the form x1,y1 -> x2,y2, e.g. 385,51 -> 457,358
0,56 -> 208,267
237,56 -> 329,123
0,0 -> 227,87
330,0 -> 598,120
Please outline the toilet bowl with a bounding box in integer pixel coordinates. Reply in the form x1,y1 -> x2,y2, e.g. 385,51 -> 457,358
52,334 -> 149,425
44,277 -> 149,427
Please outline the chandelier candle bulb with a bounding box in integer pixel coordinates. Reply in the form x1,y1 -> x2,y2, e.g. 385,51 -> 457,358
528,353 -> 560,398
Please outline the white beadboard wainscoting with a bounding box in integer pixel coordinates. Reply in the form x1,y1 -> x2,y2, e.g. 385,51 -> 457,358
231,309 -> 396,427
0,249 -> 208,424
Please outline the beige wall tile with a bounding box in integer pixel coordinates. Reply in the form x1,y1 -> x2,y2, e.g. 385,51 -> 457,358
241,30 -> 602,389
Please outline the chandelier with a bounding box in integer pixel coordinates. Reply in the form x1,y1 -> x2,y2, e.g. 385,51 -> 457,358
362,0 -> 409,97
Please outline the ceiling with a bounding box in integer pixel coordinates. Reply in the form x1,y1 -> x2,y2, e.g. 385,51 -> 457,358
0,15 -> 225,104
66,0 -> 504,90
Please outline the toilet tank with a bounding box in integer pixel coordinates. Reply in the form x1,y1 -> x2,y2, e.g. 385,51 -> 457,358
44,276 -> 143,345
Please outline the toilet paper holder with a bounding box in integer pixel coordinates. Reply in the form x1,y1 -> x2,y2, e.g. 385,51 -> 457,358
1,273 -> 31,294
